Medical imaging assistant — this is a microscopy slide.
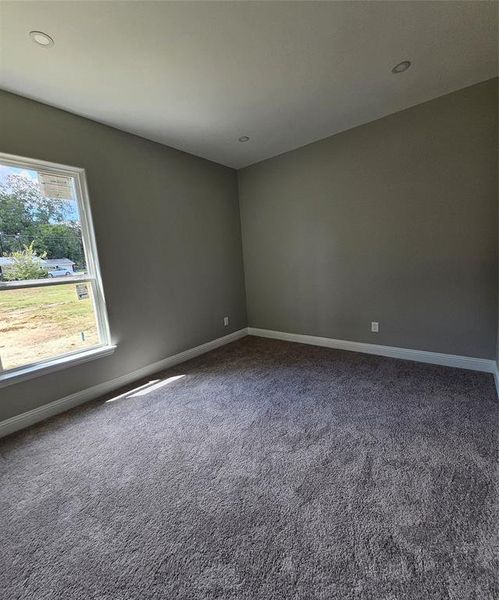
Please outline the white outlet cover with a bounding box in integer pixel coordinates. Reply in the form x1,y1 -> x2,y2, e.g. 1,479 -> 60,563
371,322 -> 379,332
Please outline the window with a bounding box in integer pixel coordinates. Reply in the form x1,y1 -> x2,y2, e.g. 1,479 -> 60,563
0,153 -> 113,385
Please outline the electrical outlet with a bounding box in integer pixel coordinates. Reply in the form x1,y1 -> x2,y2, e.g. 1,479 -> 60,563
371,321 -> 379,333
223,316 -> 229,327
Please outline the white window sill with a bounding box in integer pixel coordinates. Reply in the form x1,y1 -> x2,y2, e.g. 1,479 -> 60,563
0,345 -> 117,388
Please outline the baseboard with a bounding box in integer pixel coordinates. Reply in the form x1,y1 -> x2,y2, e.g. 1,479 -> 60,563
0,328 -> 248,439
2,326 -> 496,439
247,327 -> 497,375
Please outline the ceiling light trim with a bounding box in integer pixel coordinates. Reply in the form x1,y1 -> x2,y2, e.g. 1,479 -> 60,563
29,31 -> 55,48
391,60 -> 411,74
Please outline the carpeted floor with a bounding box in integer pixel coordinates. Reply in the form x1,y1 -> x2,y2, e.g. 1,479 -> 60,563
1,336 -> 497,600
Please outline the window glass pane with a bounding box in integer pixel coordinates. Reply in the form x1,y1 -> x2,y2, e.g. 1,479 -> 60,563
0,163 -> 86,282
0,282 -> 100,372
0,154 -> 110,378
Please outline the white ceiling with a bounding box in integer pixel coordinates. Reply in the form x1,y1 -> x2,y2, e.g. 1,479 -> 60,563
1,1 -> 497,169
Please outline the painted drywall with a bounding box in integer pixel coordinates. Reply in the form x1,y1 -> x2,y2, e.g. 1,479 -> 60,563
0,90 -> 247,421
239,79 -> 498,359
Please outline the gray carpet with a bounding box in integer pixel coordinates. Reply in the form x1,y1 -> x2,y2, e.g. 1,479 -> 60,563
1,336 -> 497,600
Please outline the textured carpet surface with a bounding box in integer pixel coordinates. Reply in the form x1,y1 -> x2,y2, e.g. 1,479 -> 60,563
1,336 -> 498,600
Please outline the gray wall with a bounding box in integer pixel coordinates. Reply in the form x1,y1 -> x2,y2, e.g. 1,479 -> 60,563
0,90 -> 247,421
239,79 -> 498,359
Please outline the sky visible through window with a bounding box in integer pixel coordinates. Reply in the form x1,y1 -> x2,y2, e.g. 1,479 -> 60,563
0,164 -> 79,221
0,161 -> 85,275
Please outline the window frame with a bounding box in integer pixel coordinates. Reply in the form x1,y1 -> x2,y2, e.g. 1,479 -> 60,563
0,152 -> 114,387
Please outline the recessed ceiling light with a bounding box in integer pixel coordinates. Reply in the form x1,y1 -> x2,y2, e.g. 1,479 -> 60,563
238,136 -> 250,143
29,31 -> 55,48
392,60 -> 411,74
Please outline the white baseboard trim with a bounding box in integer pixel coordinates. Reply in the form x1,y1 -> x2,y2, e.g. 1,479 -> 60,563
248,327 -> 497,375
2,326 -> 496,438
0,328 -> 248,439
